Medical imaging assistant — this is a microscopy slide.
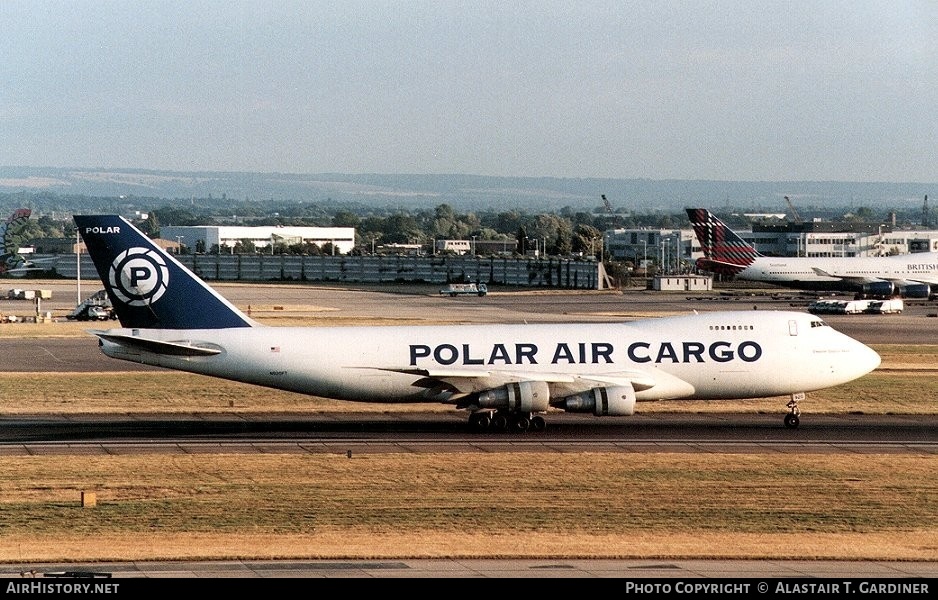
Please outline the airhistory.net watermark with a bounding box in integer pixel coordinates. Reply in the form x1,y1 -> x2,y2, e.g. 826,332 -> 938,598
6,581 -> 120,594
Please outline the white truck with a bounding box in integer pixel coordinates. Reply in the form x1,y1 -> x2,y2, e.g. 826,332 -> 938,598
440,282 -> 487,297
7,288 -> 36,300
864,299 -> 904,314
842,299 -> 874,314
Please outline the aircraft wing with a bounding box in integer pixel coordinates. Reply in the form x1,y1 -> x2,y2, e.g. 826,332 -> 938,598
810,267 -> 879,284
811,267 -> 938,287
90,331 -> 223,357
25,257 -> 56,266
882,276 -> 938,286
1,255 -> 56,276
377,366 -> 661,396
6,260 -> 57,274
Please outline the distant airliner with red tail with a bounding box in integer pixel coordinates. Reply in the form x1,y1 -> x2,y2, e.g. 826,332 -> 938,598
686,208 -> 938,298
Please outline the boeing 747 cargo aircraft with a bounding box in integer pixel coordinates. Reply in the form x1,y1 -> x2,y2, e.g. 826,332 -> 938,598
75,215 -> 880,431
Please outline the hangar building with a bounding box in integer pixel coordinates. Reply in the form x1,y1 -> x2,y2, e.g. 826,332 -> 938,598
160,225 -> 356,254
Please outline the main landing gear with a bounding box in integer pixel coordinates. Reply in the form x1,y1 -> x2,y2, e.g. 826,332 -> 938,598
784,392 -> 804,429
468,409 -> 547,433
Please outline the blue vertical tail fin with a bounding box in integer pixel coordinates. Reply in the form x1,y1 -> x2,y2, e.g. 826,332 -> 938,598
75,215 -> 255,329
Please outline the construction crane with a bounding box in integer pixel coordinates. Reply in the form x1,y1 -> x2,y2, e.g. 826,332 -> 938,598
783,196 -> 803,224
601,194 -> 614,214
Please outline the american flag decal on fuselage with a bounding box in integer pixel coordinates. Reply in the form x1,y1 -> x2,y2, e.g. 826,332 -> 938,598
686,208 -> 761,277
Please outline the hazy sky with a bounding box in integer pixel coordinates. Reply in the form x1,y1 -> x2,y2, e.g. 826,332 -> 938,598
2,1 -> 936,182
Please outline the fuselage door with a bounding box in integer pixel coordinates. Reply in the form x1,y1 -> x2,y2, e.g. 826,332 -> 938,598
788,319 -> 798,336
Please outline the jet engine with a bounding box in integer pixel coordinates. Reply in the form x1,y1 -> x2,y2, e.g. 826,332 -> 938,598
476,381 -> 550,413
862,282 -> 895,297
554,385 -> 636,416
900,283 -> 930,298
862,281 -> 931,299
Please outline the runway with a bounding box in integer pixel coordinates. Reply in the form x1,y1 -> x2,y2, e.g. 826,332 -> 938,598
1,412 -> 936,454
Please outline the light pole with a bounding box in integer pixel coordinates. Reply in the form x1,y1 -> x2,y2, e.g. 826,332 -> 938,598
76,228 -> 81,305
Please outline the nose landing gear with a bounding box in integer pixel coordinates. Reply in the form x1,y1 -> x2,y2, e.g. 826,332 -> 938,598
784,392 -> 804,429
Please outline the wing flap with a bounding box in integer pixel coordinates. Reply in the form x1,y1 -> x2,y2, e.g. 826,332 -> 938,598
375,367 -> 659,394
812,267 -> 938,288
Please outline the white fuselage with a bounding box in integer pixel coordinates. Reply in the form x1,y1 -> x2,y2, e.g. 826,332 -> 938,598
739,253 -> 938,287
95,310 -> 880,404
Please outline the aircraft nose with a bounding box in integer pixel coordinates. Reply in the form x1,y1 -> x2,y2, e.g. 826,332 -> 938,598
852,339 -> 881,376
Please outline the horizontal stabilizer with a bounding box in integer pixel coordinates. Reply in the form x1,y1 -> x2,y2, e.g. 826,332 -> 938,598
90,331 -> 223,356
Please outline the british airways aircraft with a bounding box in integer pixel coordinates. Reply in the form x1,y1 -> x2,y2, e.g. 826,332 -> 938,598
75,215 -> 880,431
687,208 -> 938,298
0,208 -> 56,277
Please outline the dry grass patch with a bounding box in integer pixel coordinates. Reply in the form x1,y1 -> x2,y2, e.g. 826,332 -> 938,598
0,453 -> 936,562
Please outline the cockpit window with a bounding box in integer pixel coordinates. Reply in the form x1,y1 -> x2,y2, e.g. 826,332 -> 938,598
810,319 -> 829,328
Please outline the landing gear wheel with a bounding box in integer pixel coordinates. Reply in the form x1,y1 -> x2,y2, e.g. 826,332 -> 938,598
491,413 -> 509,432
530,415 -> 546,432
511,414 -> 530,432
784,413 -> 800,429
468,411 -> 492,432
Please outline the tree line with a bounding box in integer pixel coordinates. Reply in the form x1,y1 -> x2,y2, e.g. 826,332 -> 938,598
1,190 -> 925,267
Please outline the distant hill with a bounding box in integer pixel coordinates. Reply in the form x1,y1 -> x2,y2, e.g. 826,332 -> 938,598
0,166 -> 933,214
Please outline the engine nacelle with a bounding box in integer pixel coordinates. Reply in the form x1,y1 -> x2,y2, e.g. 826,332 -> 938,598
862,281 -> 896,297
476,381 -> 550,413
900,283 -> 931,298
555,385 -> 637,416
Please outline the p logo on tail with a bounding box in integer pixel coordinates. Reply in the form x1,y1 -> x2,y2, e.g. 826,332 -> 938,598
685,208 -> 760,276
108,247 -> 170,306
75,215 -> 255,330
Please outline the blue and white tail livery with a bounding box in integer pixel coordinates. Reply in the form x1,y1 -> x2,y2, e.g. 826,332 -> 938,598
76,215 -> 254,329
74,214 -> 880,432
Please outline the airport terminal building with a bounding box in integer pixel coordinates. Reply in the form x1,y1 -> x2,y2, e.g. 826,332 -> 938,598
605,220 -> 938,273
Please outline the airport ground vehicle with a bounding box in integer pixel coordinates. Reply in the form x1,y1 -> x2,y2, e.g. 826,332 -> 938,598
864,299 -> 904,314
808,298 -> 903,315
440,282 -> 487,296
68,304 -> 117,321
67,289 -> 118,321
